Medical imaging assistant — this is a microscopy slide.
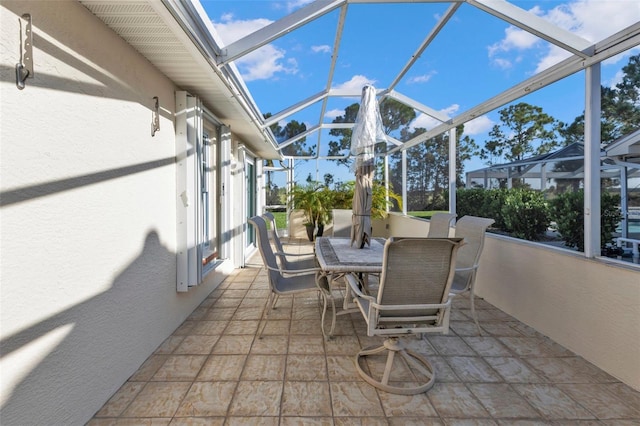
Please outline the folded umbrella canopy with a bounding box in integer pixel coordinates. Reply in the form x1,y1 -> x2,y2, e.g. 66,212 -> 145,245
350,85 -> 386,248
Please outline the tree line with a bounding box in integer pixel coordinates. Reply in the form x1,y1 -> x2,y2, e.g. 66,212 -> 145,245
265,53 -> 640,210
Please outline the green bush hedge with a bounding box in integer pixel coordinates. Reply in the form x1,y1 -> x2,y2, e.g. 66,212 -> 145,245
549,189 -> 621,251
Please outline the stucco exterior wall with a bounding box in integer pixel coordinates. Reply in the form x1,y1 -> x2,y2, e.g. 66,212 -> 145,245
0,2 -> 228,424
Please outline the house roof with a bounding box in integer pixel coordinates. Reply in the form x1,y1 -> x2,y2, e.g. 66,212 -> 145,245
79,0 -> 640,162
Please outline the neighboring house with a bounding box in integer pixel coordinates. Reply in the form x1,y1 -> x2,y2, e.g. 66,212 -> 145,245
1,1 -> 278,424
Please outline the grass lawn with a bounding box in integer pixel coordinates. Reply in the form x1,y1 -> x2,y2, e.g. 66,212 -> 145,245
268,210 -> 446,229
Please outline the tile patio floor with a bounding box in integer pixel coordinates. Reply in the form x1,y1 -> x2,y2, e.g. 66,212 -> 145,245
89,240 -> 640,425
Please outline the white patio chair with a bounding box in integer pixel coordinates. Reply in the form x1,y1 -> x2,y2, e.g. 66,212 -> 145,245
262,212 -> 316,270
250,216 -> 334,338
346,237 -> 463,394
427,212 -> 456,238
451,215 -> 495,335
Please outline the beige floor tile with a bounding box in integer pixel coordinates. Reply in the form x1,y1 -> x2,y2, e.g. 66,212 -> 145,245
95,382 -> 146,417
224,320 -> 260,335
225,417 -> 279,425
445,356 -> 502,383
427,383 -> 490,418
212,335 -> 254,354
526,357 -> 616,384
280,417 -> 334,425
461,336 -> 513,357
174,382 -> 237,417
429,356 -> 461,383
556,383 -> 640,419
122,382 -> 191,417
442,419 -> 498,425
289,335 -> 325,354
378,391 -> 438,417
190,320 -> 228,335
483,357 -> 545,383
129,354 -> 169,381
197,354 -> 246,381
261,319 -> 291,335
290,318 -> 323,335
241,354 -> 286,380
286,354 -> 328,380
428,336 -> 476,356
281,381 -> 332,416
388,418 -> 444,425
326,355 -> 361,381
88,419 -> 172,425
173,335 -> 219,355
334,418 -> 389,425
250,335 -> 289,354
497,337 -> 554,357
169,417 -> 225,425
228,381 -> 283,416
467,383 -> 539,419
325,335 -> 362,355
232,308 -> 264,320
330,381 -> 384,417
151,355 -> 207,381
155,336 -> 186,355
512,384 -> 595,420
204,308 -> 236,321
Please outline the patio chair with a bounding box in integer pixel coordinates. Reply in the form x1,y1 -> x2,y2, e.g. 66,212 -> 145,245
249,216 -> 333,338
262,212 -> 316,270
345,237 -> 463,394
426,212 -> 456,238
451,215 -> 495,335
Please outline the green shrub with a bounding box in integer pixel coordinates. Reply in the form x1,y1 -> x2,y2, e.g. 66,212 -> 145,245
501,188 -> 550,240
456,188 -> 487,218
549,190 -> 621,251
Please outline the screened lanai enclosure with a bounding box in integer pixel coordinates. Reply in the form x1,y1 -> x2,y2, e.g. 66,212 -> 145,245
212,0 -> 640,260
81,0 -> 640,257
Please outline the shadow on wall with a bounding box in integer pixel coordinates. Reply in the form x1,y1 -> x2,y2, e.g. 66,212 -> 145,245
0,230 -> 175,425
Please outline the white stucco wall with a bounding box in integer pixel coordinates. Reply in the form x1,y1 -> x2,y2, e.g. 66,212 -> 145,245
0,2 -> 228,424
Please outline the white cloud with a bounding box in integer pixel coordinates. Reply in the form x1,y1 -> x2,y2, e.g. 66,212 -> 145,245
325,109 -> 344,119
409,104 -> 460,131
213,15 -> 298,82
606,69 -> 625,89
408,71 -> 436,84
488,0 -> 640,73
312,45 -> 331,54
333,75 -> 377,92
286,0 -> 314,12
464,115 -> 495,135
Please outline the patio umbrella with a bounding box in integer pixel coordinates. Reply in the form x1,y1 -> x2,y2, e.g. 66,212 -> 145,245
350,85 -> 386,248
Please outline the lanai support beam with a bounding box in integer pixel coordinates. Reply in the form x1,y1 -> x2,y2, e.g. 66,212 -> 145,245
584,63 -> 601,258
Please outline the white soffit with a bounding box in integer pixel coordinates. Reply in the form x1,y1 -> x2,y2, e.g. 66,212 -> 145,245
78,0 -> 281,159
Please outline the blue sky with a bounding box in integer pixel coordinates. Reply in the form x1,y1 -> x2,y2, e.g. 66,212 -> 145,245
199,0 -> 640,186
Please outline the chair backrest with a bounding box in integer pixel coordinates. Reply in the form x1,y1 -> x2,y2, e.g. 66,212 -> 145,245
263,211 -> 279,238
332,209 -> 352,237
376,237 -> 463,321
262,212 -> 286,254
249,215 -> 281,285
453,215 -> 495,271
426,213 -> 456,238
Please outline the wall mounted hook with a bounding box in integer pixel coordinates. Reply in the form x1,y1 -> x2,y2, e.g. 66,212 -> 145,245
151,96 -> 160,136
16,13 -> 33,90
